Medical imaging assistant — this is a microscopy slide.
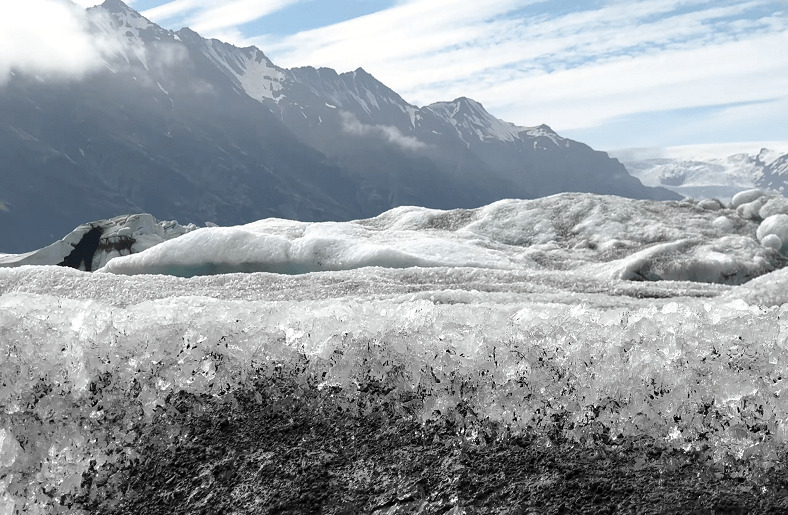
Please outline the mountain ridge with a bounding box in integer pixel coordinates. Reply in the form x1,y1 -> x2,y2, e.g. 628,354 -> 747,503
0,0 -> 679,253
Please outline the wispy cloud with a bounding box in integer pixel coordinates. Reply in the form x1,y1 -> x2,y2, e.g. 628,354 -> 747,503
62,0 -> 788,148
0,0 -> 121,85
341,112 -> 427,151
235,0 -> 785,147
143,0 -> 305,34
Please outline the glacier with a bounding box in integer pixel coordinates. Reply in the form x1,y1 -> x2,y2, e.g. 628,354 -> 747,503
3,192 -> 788,512
43,193 -> 788,283
616,146 -> 788,202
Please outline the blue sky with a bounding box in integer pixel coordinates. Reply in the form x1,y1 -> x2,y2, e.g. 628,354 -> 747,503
69,0 -> 788,151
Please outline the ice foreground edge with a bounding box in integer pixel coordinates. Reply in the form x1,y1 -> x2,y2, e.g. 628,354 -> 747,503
2,253 -> 788,512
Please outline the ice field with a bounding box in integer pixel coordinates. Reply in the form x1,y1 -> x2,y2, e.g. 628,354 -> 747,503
3,191 -> 788,512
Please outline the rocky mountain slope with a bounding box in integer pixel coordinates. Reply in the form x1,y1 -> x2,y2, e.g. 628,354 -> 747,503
0,0 -> 678,253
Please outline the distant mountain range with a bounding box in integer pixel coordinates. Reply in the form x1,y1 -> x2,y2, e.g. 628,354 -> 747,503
615,147 -> 788,201
0,0 -> 679,253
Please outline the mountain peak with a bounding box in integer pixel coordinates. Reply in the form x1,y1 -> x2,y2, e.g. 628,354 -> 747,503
101,0 -> 132,13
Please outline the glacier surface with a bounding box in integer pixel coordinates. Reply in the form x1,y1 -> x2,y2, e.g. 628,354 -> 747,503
88,193 -> 788,285
2,192 -> 788,512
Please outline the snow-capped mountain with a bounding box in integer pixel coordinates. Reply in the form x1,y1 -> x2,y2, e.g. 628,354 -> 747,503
616,147 -> 788,201
0,0 -> 677,253
758,152 -> 788,194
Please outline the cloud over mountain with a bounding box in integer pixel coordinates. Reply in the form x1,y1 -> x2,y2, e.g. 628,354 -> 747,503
0,0 -> 122,84
340,112 -> 428,151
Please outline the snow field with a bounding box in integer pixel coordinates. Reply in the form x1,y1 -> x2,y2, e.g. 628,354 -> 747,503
2,270 -> 788,510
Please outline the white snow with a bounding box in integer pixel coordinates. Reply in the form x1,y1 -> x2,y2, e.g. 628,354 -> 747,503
737,197 -> 767,220
425,98 -> 536,144
762,234 -> 782,251
400,103 -> 417,128
3,253 -> 788,510
85,194 -> 781,284
760,196 -> 788,218
200,41 -> 285,103
727,265 -> 788,305
757,214 -> 788,253
614,145 -> 788,202
731,189 -> 766,208
88,4 -> 157,71
0,214 -> 195,270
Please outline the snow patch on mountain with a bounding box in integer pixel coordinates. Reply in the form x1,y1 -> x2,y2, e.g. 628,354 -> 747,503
198,39 -> 286,102
87,1 -> 160,70
759,154 -> 788,190
287,67 -> 409,121
424,98 -> 530,144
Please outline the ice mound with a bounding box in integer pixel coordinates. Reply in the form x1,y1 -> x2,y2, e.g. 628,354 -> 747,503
731,189 -> 766,208
0,214 -> 197,271
4,192 -> 787,285
737,197 -> 767,220
762,234 -> 783,251
698,198 -> 723,211
1,265 -> 787,512
98,220 -> 517,277
584,236 -> 775,284
760,197 -> 788,219
97,194 -> 785,284
757,214 -> 788,253
726,266 -> 788,306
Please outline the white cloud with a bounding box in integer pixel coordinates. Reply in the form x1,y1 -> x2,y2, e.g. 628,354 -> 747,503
472,31 -> 788,130
238,0 -> 785,147
6,0 -> 783,148
143,0 -> 304,34
341,112 -> 427,151
190,0 -> 304,34
0,0 -> 120,85
255,0 -> 537,70
141,0 -> 210,24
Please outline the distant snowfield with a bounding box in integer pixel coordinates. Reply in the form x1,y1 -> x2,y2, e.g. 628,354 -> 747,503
610,142 -> 788,162
610,142 -> 788,202
3,192 -> 788,511
664,142 -> 788,160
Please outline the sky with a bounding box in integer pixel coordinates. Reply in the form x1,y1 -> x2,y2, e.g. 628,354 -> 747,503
21,0 -> 788,151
